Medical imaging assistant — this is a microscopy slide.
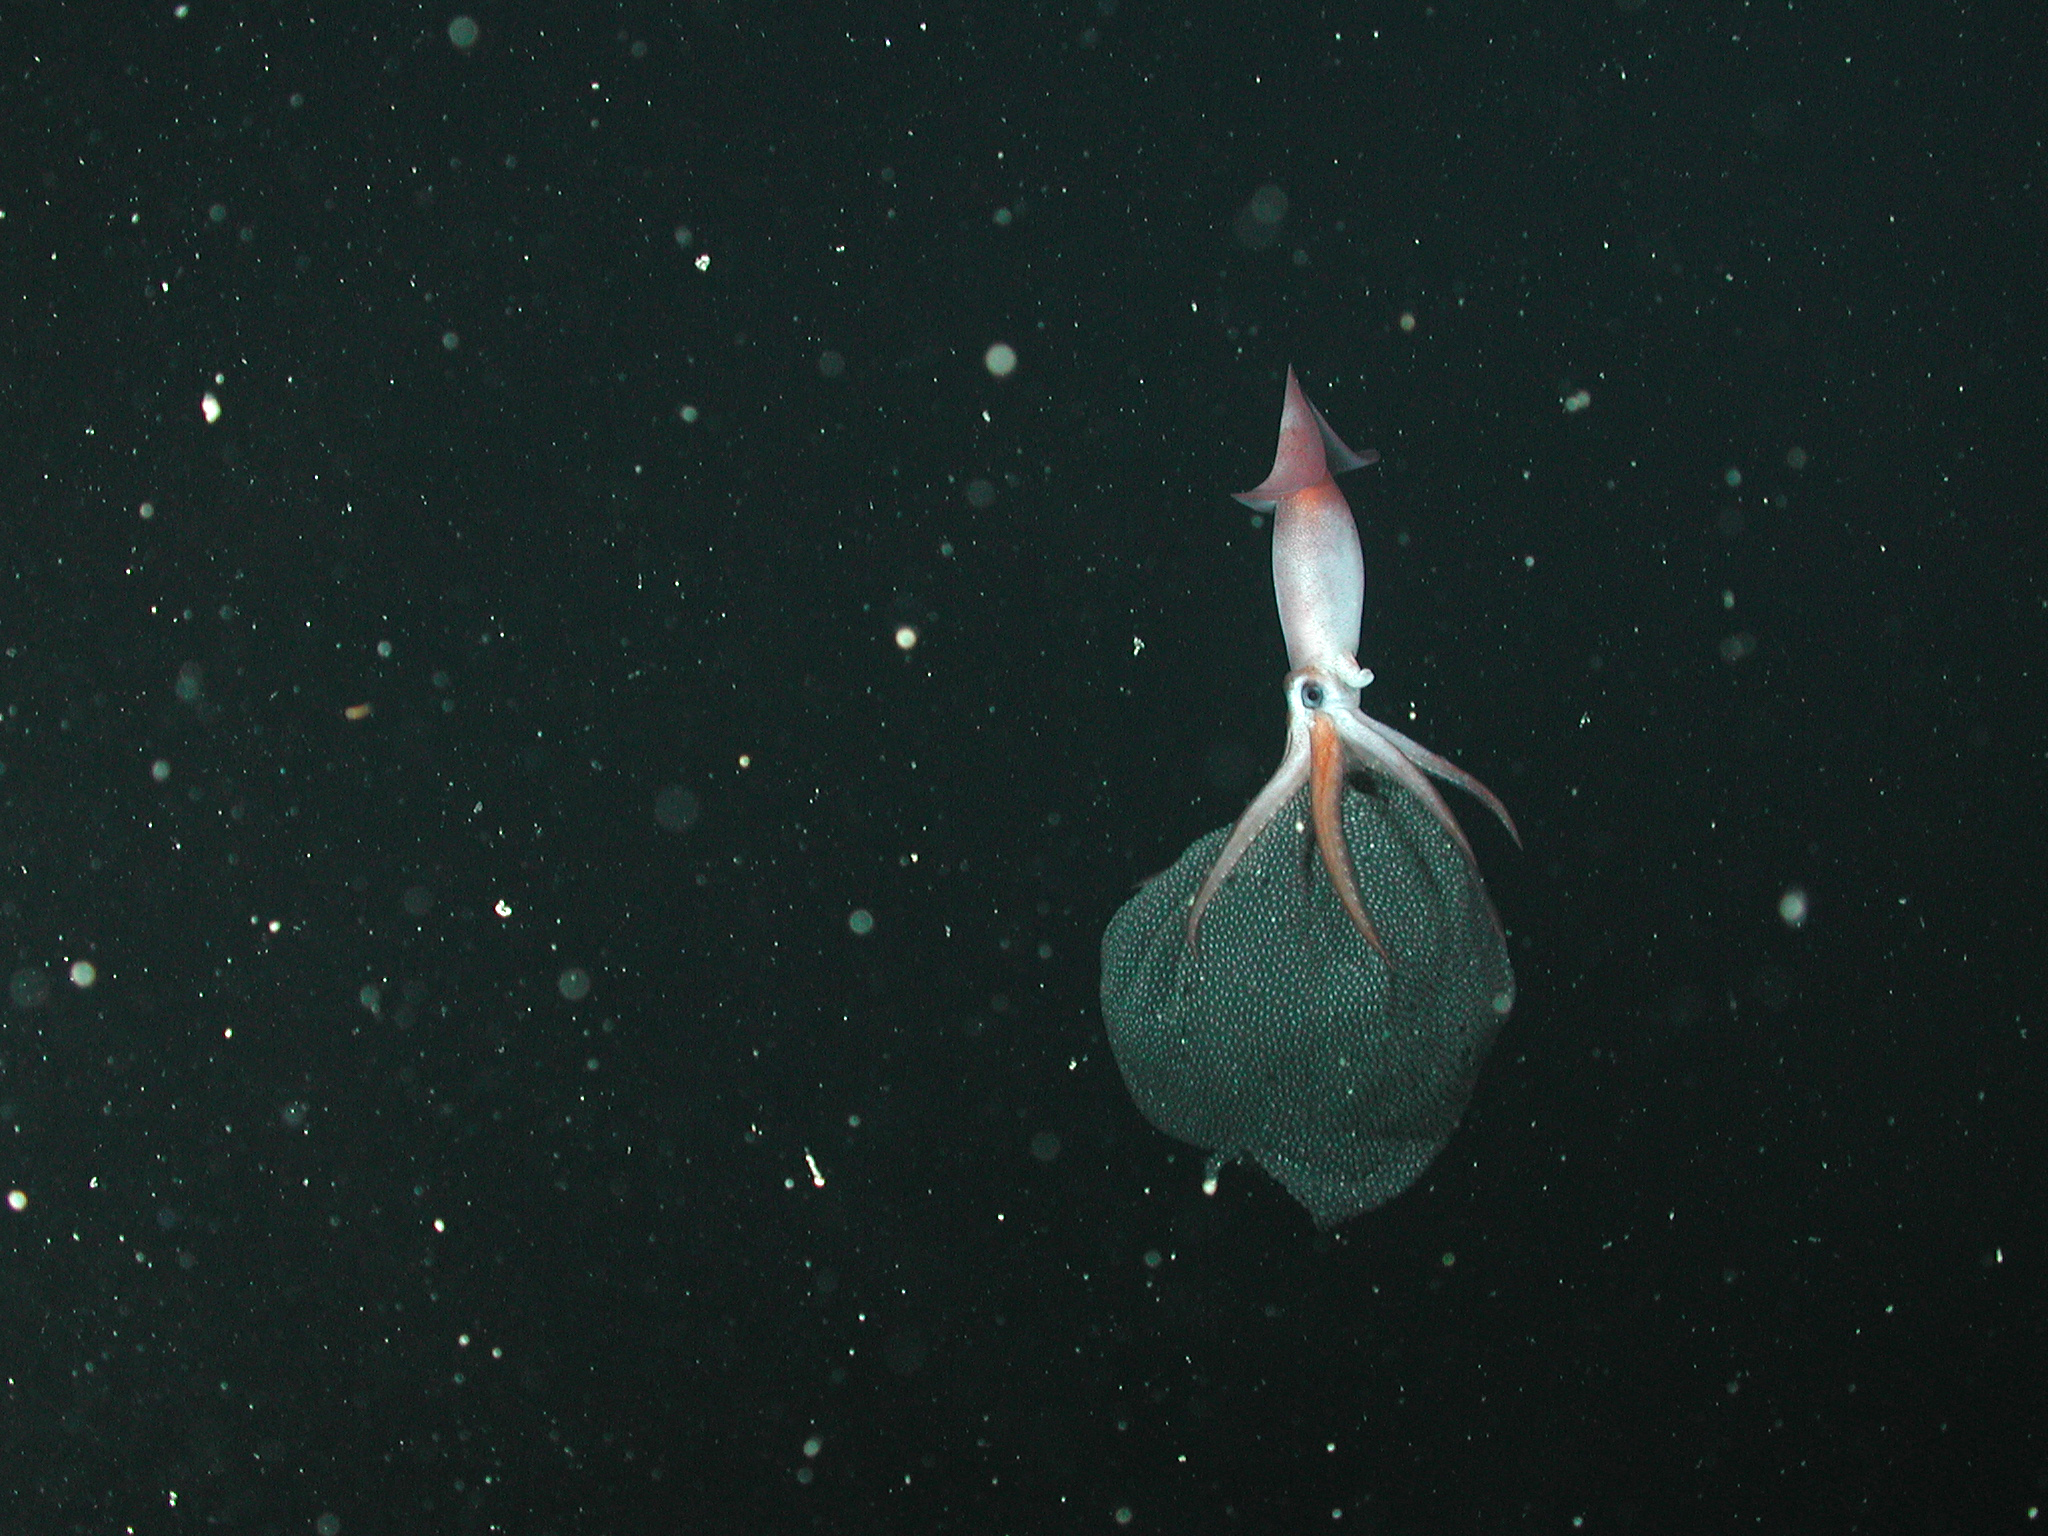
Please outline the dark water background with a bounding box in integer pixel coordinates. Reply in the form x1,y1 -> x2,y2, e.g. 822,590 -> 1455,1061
3,2 -> 2041,1530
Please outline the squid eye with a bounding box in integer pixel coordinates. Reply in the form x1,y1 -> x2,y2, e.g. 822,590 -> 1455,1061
1300,680 -> 1325,709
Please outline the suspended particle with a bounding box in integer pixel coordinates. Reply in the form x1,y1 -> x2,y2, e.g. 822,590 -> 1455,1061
654,785 -> 702,832
1778,887 -> 1810,929
557,967 -> 592,1002
847,909 -> 875,937
1232,183 -> 1289,249
9,968 -> 51,1010
983,342 -> 1017,379
1247,184 -> 1288,226
894,625 -> 919,652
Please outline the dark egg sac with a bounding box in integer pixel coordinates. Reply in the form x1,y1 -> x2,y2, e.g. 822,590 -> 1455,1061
1102,783 -> 1513,1226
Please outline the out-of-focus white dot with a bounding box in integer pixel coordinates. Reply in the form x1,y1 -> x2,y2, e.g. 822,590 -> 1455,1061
139,501 -> 156,520
1724,466 -> 1743,488
447,15 -> 480,50
894,625 -> 919,652
817,349 -> 846,379
983,342 -> 1017,378
558,966 -> 592,1002
6,1190 -> 26,1213
1778,887 -> 1810,928
1563,388 -> 1591,413
847,909 -> 875,937
677,403 -> 699,423
69,961 -> 96,989
803,1435 -> 824,1459
1398,311 -> 1417,333
674,224 -> 694,249
200,392 -> 222,423
654,785 -> 702,832
151,759 -> 172,783
442,330 -> 460,351
1787,446 -> 1809,470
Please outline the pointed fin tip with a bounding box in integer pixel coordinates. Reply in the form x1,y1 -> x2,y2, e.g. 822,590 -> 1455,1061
1236,367 -> 1377,506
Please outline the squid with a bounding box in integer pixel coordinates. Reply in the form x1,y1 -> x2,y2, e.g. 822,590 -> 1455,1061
1186,368 -> 1520,962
